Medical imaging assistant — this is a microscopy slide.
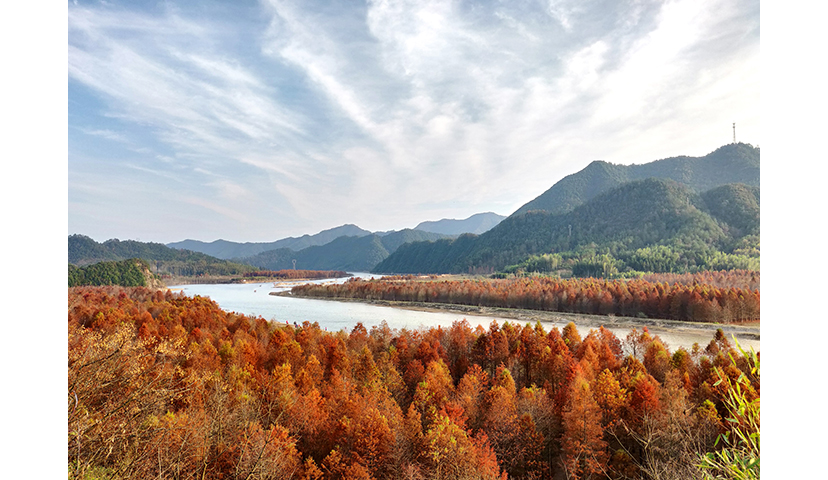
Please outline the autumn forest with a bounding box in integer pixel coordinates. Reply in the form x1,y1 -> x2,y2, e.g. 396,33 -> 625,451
68,285 -> 758,480
290,272 -> 760,325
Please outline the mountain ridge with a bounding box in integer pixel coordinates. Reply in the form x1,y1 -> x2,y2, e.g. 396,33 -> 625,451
512,142 -> 759,217
167,224 -> 372,259
165,212 -> 505,261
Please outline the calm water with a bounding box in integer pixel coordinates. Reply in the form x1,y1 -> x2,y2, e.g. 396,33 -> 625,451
169,273 -> 760,353
169,273 -> 511,333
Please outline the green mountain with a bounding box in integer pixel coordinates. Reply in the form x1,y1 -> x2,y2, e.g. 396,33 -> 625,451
373,179 -> 760,274
512,143 -> 759,216
68,235 -> 256,276
240,229 -> 449,272
700,183 -> 760,238
167,224 -> 372,259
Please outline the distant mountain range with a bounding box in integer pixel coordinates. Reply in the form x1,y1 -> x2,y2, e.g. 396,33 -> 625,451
166,224 -> 373,260
71,212 -> 506,275
414,212 -> 505,235
238,229 -> 450,272
159,212 -> 506,271
166,212 -> 506,260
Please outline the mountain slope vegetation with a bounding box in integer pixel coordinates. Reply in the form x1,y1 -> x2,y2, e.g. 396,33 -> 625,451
700,183 -> 760,238
68,258 -> 161,287
512,143 -> 759,216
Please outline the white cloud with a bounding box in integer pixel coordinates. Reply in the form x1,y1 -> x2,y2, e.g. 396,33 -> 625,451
77,127 -> 130,143
69,6 -> 308,162
69,0 -> 760,241
546,0 -> 580,31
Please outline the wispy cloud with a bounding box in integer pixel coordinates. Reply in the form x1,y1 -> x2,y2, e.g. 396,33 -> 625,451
69,0 -> 759,242
77,127 -> 130,143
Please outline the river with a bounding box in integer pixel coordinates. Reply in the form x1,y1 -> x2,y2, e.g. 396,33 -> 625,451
169,272 -> 759,353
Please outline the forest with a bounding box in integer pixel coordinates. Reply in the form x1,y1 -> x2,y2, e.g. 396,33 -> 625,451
290,272 -> 760,324
68,286 -> 758,479
68,258 -> 155,287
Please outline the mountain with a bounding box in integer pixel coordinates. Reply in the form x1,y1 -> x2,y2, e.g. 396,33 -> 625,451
68,235 -> 256,276
240,229 -> 449,272
414,212 -> 505,235
512,143 -> 759,217
373,178 -> 760,274
167,224 -> 372,259
165,213 -> 506,271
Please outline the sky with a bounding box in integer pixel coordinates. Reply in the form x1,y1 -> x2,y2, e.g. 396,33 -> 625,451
68,0 -> 760,244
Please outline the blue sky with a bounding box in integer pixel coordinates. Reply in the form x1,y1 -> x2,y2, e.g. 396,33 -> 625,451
68,0 -> 760,243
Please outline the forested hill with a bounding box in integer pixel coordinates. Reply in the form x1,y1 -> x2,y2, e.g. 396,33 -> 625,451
373,179 -> 760,274
167,224 -> 372,259
239,229 -> 450,272
68,258 -> 163,288
68,234 -> 256,276
512,143 -> 759,217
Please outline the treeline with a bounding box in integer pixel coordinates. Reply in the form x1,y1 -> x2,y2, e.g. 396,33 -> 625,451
639,270 -> 759,291
292,276 -> 760,323
502,241 -> 760,279
68,286 -> 758,479
242,270 -> 351,280
68,258 -> 150,287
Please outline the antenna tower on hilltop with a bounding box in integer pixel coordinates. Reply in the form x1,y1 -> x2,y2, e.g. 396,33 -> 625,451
732,122 -> 736,143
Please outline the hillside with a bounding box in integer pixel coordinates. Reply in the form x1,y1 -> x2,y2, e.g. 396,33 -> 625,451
373,179 -> 759,274
512,143 -> 759,216
167,224 -> 372,259
700,183 -> 760,238
68,258 -> 163,288
414,212 -> 505,235
68,235 -> 256,277
240,229 -> 450,272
